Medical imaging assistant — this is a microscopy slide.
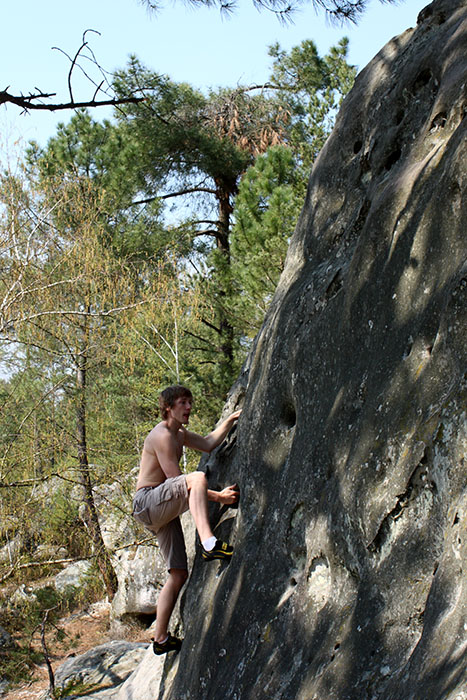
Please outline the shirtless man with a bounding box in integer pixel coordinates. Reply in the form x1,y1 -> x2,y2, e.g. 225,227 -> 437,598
132,385 -> 240,655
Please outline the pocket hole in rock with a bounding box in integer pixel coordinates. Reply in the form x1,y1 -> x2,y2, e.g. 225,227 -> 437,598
384,147 -> 402,171
353,139 -> 363,154
281,401 -> 297,429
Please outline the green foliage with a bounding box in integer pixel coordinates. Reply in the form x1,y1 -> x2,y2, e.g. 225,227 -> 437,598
269,37 -> 356,186
26,110 -> 170,263
114,57 -> 253,192
40,492 -> 85,552
227,39 -> 356,342
0,645 -> 43,690
113,57 -> 301,393
139,0 -> 376,24
230,145 -> 300,337
27,110 -> 136,201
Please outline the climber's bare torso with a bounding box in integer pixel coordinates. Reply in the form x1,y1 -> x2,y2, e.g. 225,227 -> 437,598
136,422 -> 186,490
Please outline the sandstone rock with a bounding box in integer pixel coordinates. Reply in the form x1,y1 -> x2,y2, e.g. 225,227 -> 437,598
51,640 -> 147,697
0,535 -> 22,565
72,476 -> 163,623
110,510 -> 196,624
42,645 -> 166,700
113,645 -> 167,699
9,584 -> 37,607
160,1 -> 467,699
34,544 -> 68,561
54,560 -> 92,592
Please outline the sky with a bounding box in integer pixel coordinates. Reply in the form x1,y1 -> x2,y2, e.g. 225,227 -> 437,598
1,0 -> 429,153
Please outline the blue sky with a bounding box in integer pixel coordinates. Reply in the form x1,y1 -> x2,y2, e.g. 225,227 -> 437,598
2,0 -> 428,150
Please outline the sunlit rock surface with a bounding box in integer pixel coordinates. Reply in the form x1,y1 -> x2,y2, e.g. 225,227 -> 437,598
49,640 -> 147,699
160,0 -> 467,698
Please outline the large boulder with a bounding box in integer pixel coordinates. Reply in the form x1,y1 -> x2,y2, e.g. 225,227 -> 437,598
48,640 -> 147,698
112,645 -> 167,700
45,646 -> 168,700
159,1 -> 467,698
109,508 -> 196,634
82,477 -> 164,622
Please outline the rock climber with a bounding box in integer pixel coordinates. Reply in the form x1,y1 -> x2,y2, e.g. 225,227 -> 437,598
132,385 -> 240,655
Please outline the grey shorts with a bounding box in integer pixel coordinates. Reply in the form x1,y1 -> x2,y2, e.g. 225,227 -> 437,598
132,475 -> 189,571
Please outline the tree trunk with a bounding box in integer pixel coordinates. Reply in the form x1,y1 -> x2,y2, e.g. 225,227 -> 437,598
215,180 -> 235,390
76,325 -> 118,600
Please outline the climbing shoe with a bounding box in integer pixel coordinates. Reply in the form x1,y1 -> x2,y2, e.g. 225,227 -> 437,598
201,539 -> 234,561
153,634 -> 183,655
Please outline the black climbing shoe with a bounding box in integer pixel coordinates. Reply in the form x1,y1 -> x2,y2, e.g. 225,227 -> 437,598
201,539 -> 234,561
153,634 -> 183,655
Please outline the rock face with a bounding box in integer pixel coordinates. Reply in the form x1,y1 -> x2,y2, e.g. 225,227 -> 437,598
160,1 -> 467,698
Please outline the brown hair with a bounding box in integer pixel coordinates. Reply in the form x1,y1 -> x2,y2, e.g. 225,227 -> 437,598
159,385 -> 193,420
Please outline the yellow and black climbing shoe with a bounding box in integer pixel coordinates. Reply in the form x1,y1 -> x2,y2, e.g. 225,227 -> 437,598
153,634 -> 183,655
201,539 -> 234,561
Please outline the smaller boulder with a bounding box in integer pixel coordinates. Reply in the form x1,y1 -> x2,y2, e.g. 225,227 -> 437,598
53,640 -> 147,696
54,560 -> 92,593
0,535 -> 22,565
34,544 -> 69,561
10,584 -> 37,606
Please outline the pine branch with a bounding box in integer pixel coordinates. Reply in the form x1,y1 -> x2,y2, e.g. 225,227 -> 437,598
201,317 -> 222,334
192,229 -> 220,238
130,186 -> 218,207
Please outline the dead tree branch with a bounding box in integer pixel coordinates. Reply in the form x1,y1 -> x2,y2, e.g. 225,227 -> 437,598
40,607 -> 58,699
0,89 -> 144,113
1,30 -> 144,114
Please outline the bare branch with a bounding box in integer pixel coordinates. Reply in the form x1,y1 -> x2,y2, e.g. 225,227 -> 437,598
0,376 -> 68,471
160,187 -> 218,199
93,80 -> 105,102
192,220 -> 221,227
0,89 -> 144,113
192,229 -> 219,238
53,29 -> 109,104
184,329 -> 217,349
40,608 -> 57,697
131,326 -> 175,374
0,559 -> 77,585
4,297 -> 154,332
0,29 -> 144,114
